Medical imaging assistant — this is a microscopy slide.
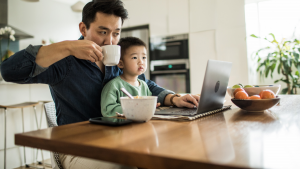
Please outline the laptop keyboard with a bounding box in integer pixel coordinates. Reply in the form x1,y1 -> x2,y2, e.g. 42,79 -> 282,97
171,109 -> 197,116
155,107 -> 197,116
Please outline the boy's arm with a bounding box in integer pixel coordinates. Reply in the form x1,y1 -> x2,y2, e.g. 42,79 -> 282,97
138,74 -> 174,105
101,85 -> 123,117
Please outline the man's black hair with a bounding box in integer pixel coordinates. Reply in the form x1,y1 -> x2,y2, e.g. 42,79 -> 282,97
82,0 -> 128,29
117,37 -> 147,59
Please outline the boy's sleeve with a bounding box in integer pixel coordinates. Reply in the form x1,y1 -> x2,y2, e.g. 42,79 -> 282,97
101,83 -> 123,117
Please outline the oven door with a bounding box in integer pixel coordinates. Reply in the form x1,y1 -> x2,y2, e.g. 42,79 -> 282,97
150,59 -> 190,93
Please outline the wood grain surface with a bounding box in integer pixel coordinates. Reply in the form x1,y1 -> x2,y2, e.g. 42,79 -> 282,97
15,95 -> 300,169
0,102 -> 39,108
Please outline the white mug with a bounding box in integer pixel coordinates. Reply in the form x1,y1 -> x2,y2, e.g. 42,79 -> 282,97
101,45 -> 121,66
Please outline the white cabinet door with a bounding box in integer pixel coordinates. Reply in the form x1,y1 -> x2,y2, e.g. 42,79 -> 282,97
121,0 -> 131,28
149,0 -> 168,37
168,0 -> 189,35
215,27 -> 248,87
122,0 -> 150,28
189,0 -> 217,33
189,30 -> 216,94
216,0 -> 245,29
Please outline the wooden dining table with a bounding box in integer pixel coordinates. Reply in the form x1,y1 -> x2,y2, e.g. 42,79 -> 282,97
15,95 -> 300,169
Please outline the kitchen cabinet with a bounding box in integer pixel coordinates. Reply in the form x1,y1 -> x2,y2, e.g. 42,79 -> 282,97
215,26 -> 248,87
122,0 -> 150,28
149,0 -> 168,36
168,0 -> 189,35
189,0 -> 217,32
216,0 -> 245,29
189,30 -> 216,94
123,0 -> 189,36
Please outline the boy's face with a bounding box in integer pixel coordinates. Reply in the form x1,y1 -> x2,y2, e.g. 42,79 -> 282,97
118,46 -> 147,76
80,12 -> 122,46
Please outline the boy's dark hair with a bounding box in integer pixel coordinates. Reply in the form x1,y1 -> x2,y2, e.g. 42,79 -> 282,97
117,37 -> 147,59
82,0 -> 128,29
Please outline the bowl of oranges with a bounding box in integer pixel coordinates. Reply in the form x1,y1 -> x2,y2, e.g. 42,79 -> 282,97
228,84 -> 280,112
227,84 -> 281,98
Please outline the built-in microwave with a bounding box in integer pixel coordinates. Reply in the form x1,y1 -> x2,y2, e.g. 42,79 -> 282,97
150,34 -> 188,60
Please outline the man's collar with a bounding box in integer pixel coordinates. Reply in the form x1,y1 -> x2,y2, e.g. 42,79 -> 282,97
78,35 -> 84,40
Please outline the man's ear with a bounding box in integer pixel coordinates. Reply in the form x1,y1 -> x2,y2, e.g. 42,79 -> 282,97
79,22 -> 87,37
118,60 -> 124,69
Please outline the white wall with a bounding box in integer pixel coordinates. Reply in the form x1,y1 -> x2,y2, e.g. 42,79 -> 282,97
0,0 -> 82,168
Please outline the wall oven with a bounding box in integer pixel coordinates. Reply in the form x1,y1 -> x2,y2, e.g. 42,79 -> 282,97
150,34 -> 190,93
150,34 -> 188,60
150,59 -> 190,93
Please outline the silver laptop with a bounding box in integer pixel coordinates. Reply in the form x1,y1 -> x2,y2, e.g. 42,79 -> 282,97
155,59 -> 232,116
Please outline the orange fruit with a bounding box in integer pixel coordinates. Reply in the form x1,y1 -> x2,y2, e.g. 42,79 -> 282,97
249,95 -> 261,100
235,91 -> 249,99
259,89 -> 272,98
260,90 -> 275,99
233,88 -> 245,96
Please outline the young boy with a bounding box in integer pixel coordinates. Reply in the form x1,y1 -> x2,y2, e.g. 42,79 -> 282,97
101,37 -> 152,117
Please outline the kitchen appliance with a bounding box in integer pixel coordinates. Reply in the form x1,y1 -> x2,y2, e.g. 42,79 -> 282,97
150,34 -> 188,60
150,34 -> 190,93
121,25 -> 150,79
150,59 -> 190,93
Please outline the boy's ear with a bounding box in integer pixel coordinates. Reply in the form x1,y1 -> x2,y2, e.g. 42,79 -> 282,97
117,60 -> 124,69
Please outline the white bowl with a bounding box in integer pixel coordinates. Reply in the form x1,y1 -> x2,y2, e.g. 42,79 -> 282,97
227,84 -> 281,98
120,96 -> 157,122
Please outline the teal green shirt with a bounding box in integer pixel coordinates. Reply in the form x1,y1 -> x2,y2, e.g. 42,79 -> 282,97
101,76 -> 152,117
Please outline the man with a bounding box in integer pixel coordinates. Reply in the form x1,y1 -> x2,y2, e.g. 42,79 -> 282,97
1,0 -> 199,168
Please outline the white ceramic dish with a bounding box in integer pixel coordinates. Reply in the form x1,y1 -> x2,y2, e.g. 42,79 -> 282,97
120,96 -> 157,122
227,84 -> 281,98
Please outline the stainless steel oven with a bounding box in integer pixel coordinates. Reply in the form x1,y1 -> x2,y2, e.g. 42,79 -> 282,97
150,34 -> 188,60
150,59 -> 190,93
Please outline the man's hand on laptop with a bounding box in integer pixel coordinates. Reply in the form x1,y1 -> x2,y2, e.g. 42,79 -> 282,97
173,94 -> 200,108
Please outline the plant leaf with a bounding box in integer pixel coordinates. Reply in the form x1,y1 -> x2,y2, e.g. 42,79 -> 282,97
250,34 -> 259,38
281,87 -> 288,94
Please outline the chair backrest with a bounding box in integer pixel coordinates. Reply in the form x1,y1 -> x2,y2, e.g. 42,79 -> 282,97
44,102 -> 64,169
44,102 -> 58,127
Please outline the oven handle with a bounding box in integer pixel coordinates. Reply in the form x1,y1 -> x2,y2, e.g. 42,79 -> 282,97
157,42 -> 181,47
150,70 -> 188,74
165,42 -> 181,46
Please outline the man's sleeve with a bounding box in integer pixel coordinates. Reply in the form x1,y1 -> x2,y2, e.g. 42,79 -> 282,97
138,74 -> 175,106
1,45 -> 69,85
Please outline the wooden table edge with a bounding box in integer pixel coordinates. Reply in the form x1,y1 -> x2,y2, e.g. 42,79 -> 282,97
15,127 -> 247,169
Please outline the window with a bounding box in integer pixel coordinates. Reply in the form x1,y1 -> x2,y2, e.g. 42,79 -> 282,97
245,0 -> 300,85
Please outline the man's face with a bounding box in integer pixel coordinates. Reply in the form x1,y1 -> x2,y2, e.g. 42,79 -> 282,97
80,12 -> 122,46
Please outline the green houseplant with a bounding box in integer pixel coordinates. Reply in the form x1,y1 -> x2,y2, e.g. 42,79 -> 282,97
251,33 -> 300,94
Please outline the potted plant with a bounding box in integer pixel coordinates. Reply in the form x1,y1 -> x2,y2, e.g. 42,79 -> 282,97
0,26 -> 16,81
0,26 -> 16,64
251,33 -> 300,94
